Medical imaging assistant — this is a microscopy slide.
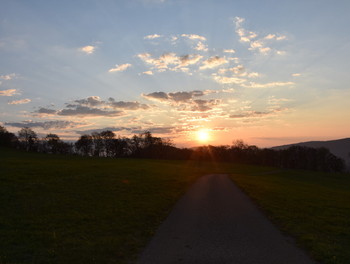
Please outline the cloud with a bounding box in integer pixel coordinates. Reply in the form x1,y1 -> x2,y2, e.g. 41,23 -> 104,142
276,50 -> 286,55
144,34 -> 162,39
264,34 -> 287,41
76,126 -> 134,135
43,96 -> 151,117
234,17 -> 257,43
57,106 -> 124,117
8,98 -> 31,105
137,52 -> 203,72
242,81 -> 294,88
234,16 -> 286,55
223,49 -> 235,53
108,98 -> 150,110
142,71 -> 153,75
258,47 -> 271,54
142,91 -> 168,101
181,34 -> 206,41
229,108 -> 288,119
108,63 -> 132,72
79,45 -> 96,54
212,76 -> 246,84
191,99 -> 220,112
0,89 -> 18,96
180,34 -> 208,52
5,120 -> 84,129
194,41 -> 208,52
132,126 -> 175,134
200,56 -> 228,70
70,96 -> 150,110
73,96 -> 103,107
179,54 -> 203,67
217,65 -> 260,79
143,90 -> 220,112
143,90 -> 204,103
292,73 -> 301,77
0,73 -> 16,80
35,107 -> 57,115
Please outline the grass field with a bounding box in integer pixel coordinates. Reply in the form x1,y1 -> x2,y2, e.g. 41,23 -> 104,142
229,170 -> 350,264
1,148 -> 349,264
0,148 -> 211,263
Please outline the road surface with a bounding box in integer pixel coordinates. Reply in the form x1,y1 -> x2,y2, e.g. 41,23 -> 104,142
138,174 -> 317,264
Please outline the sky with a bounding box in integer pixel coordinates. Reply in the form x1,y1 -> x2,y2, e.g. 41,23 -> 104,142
1,0 -> 350,148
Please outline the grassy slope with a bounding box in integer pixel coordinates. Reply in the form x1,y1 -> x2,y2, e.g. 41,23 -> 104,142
229,170 -> 350,264
1,148 -> 349,264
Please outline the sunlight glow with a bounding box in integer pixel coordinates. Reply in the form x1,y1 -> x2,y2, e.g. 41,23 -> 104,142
197,130 -> 210,143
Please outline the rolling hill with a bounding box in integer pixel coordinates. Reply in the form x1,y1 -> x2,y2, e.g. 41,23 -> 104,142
272,138 -> 350,169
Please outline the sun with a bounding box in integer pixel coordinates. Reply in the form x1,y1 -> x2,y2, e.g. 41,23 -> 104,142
197,129 -> 210,143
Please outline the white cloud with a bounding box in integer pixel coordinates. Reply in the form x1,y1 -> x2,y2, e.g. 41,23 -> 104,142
108,63 -> 132,72
242,81 -> 294,88
0,73 -> 16,80
213,76 -> 246,84
200,56 -> 228,70
234,17 -> 257,43
144,34 -> 162,39
264,34 -> 287,41
259,47 -> 271,54
264,34 -> 276,40
218,65 -> 260,78
249,41 -> 263,49
142,71 -> 154,75
181,34 -> 206,41
276,36 -> 287,41
223,49 -> 235,53
234,17 -> 286,55
292,73 -> 301,77
79,45 -> 96,54
276,50 -> 286,55
8,98 -> 31,105
195,41 -> 208,51
0,89 -> 18,96
137,52 -> 202,72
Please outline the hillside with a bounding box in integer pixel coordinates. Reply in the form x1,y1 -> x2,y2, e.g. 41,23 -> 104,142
272,138 -> 350,168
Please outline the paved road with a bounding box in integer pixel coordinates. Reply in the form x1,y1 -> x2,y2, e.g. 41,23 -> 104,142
138,174 -> 317,264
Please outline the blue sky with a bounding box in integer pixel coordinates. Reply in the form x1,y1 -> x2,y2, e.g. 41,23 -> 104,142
1,0 -> 350,147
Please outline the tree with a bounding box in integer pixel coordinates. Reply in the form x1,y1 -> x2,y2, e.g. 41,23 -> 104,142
75,135 -> 93,156
100,130 -> 116,157
91,132 -> 104,157
43,133 -> 71,154
18,127 -> 38,151
0,125 -> 17,147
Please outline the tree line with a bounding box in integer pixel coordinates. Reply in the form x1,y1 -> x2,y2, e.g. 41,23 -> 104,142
0,125 -> 345,172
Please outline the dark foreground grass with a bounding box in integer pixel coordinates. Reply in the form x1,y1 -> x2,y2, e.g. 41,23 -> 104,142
0,148 -> 220,264
1,148 -> 349,264
229,169 -> 350,264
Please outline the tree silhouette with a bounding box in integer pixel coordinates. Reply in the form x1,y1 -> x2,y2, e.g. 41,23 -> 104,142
18,127 -> 38,151
0,125 -> 17,147
75,134 -> 93,156
100,130 -> 116,157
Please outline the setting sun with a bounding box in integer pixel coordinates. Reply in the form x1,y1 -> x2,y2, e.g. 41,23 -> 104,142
197,130 -> 210,143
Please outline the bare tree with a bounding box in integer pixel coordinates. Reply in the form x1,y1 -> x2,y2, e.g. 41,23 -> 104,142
18,127 -> 38,151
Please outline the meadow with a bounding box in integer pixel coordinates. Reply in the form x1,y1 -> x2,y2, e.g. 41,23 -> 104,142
0,148 -> 349,264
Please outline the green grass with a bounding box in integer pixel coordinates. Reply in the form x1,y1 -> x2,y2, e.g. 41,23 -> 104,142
229,170 -> 350,264
1,148 -> 349,264
0,148 -> 218,263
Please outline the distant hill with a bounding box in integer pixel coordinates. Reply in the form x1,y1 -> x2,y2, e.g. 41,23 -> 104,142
272,138 -> 350,169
